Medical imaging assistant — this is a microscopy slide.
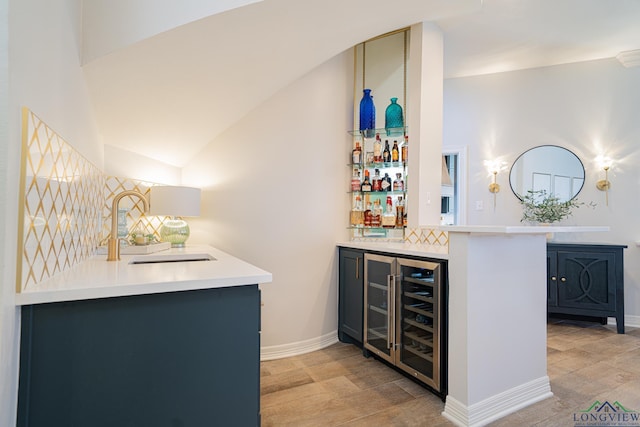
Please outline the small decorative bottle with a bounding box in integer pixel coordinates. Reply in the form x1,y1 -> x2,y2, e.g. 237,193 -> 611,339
371,199 -> 382,227
402,135 -> 408,163
364,201 -> 373,227
383,140 -> 391,163
359,89 -> 376,138
393,173 -> 404,191
382,196 -> 396,228
392,140 -> 399,162
372,169 -> 382,191
351,169 -> 361,191
352,141 -> 362,164
373,133 -> 382,163
385,97 -> 404,136
360,170 -> 372,192
396,196 -> 405,227
350,195 -> 364,227
381,173 -> 392,192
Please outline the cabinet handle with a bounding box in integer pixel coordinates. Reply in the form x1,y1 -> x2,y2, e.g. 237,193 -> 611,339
551,276 -> 557,281
356,257 -> 360,280
560,277 -> 567,282
390,275 -> 396,351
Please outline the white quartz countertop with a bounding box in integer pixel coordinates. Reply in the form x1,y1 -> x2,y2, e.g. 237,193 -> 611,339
15,245 -> 272,306
440,225 -> 610,234
337,241 -> 449,259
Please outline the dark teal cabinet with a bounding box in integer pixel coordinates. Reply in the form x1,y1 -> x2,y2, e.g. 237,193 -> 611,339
338,248 -> 364,344
18,285 -> 261,427
547,243 -> 626,334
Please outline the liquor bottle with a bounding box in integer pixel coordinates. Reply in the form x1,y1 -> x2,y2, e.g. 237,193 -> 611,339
395,196 -> 405,227
381,173 -> 392,192
350,195 -> 364,227
351,169 -> 361,191
373,133 -> 382,163
393,173 -> 404,191
372,169 -> 382,191
360,170 -> 372,192
371,199 -> 382,227
392,140 -> 399,162
402,136 -> 408,162
383,140 -> 391,163
352,141 -> 362,164
364,202 -> 373,227
382,196 -> 396,228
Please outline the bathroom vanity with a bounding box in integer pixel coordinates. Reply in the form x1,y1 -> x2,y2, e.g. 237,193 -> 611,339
15,246 -> 271,427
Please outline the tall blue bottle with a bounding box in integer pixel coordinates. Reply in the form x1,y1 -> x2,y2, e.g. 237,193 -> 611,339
359,89 -> 376,138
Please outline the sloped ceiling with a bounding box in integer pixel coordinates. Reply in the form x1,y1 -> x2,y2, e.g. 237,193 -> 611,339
82,0 -> 481,167
82,0 -> 640,167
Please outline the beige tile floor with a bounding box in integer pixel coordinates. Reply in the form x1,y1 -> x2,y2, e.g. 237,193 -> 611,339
260,318 -> 640,426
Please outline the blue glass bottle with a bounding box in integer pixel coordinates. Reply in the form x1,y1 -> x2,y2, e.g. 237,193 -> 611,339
359,89 -> 376,138
385,97 -> 404,136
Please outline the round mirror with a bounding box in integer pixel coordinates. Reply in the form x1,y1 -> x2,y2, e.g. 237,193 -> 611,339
509,145 -> 585,202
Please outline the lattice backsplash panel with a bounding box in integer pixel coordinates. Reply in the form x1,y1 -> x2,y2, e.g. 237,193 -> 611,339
18,108 -> 104,291
102,176 -> 167,244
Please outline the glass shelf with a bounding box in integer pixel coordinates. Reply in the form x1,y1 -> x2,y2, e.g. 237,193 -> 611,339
348,190 -> 406,195
349,127 -> 408,138
348,226 -> 405,231
349,161 -> 406,168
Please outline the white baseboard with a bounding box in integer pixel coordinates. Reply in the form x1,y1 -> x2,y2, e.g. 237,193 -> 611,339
442,376 -> 553,427
609,314 -> 640,329
260,330 -> 339,361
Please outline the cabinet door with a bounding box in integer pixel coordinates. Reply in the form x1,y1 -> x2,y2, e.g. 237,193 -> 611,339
396,258 -> 442,392
363,253 -> 396,363
556,250 -> 616,312
339,249 -> 364,343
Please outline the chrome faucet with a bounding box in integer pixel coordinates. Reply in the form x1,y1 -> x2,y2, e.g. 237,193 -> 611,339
107,190 -> 149,261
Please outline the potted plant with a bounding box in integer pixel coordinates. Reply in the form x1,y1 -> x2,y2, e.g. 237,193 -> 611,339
520,190 -> 594,224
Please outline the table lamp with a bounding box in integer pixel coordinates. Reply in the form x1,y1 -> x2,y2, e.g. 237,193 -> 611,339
149,185 -> 201,247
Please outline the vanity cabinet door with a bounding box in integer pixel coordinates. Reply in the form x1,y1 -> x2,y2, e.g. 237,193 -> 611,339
547,243 -> 626,334
339,248 -> 364,344
556,250 -> 616,312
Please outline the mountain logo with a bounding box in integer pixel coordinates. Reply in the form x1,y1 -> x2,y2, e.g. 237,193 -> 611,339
573,400 -> 640,426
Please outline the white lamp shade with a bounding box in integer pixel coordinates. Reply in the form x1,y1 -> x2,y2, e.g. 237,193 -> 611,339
149,186 -> 201,217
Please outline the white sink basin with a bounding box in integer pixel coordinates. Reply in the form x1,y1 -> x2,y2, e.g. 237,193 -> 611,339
128,253 -> 216,264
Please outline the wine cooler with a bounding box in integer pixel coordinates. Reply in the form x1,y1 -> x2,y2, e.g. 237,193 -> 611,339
363,253 -> 445,395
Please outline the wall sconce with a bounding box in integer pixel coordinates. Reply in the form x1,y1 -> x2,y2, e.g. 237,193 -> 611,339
595,158 -> 612,206
488,170 -> 500,209
484,159 -> 504,210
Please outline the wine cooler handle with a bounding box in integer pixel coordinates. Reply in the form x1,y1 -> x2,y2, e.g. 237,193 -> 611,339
390,275 -> 396,350
356,257 -> 360,280
387,274 -> 393,350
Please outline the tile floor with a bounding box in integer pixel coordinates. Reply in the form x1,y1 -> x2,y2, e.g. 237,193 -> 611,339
260,318 -> 640,426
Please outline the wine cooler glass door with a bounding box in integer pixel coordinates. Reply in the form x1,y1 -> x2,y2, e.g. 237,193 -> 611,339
363,254 -> 396,363
397,259 -> 441,391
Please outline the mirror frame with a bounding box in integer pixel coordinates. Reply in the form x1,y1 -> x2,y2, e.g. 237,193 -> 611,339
509,145 -> 585,201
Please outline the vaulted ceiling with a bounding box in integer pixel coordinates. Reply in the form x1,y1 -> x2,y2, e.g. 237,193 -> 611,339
81,0 -> 640,167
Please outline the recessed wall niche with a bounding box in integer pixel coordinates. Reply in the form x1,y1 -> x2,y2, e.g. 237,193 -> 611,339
353,29 -> 408,129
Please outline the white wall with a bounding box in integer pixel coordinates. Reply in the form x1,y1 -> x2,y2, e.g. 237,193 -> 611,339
104,144 -> 181,185
1,0 -> 102,424
0,1 -> 15,426
182,51 -> 353,351
444,58 -> 640,323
